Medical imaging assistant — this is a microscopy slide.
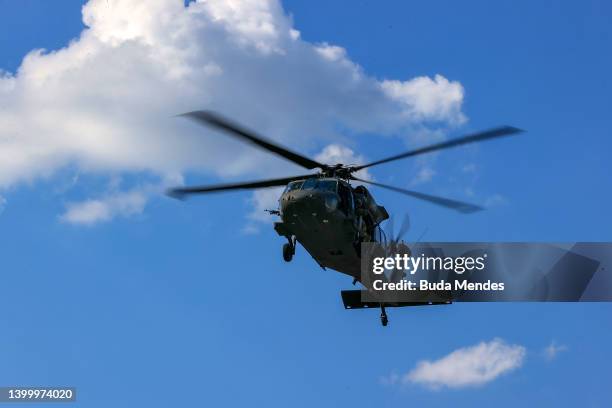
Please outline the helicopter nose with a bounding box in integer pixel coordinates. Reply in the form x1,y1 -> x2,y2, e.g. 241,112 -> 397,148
281,190 -> 334,218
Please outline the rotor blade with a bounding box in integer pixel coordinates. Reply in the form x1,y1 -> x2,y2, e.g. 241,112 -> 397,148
167,174 -> 313,199
387,215 -> 395,244
352,126 -> 523,171
180,111 -> 326,170
396,213 -> 411,241
352,177 -> 483,213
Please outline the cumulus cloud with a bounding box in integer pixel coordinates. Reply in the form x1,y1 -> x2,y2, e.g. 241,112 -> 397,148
381,75 -> 466,125
544,341 -> 568,361
60,189 -> 148,225
388,338 -> 526,390
0,0 -> 466,224
246,186 -> 284,220
59,173 -> 182,225
314,144 -> 372,180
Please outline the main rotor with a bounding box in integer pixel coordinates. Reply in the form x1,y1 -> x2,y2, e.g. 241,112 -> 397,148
168,110 -> 523,213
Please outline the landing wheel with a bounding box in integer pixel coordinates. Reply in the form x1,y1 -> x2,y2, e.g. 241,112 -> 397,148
380,305 -> 389,327
283,242 -> 294,262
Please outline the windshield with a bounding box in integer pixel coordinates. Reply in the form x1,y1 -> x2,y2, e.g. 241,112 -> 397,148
301,179 -> 337,192
284,180 -> 304,193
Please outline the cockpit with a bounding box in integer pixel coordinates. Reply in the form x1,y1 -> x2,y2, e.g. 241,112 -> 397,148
283,178 -> 337,193
282,178 -> 353,216
300,178 -> 337,192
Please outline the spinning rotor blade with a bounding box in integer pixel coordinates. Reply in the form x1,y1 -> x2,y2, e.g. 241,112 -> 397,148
180,111 -> 325,170
352,177 -> 483,213
387,215 -> 395,244
395,213 -> 411,242
386,214 -> 410,242
167,174 -> 313,199
352,126 -> 523,171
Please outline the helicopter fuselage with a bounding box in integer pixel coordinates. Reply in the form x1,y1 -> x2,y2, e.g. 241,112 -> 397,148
273,177 -> 388,278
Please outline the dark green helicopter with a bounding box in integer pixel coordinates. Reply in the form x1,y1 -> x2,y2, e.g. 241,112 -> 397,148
169,111 -> 522,326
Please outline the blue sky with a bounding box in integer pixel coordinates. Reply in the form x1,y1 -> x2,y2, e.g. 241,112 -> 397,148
0,1 -> 611,407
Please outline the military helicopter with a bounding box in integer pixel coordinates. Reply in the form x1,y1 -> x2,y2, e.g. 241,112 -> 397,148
169,111 -> 522,326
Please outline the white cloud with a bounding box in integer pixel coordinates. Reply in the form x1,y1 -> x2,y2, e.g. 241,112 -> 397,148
379,371 -> 401,386
60,189 -> 146,225
59,173 -> 182,225
247,186 -> 284,223
314,144 -> 372,180
544,341 -> 567,361
410,166 -> 436,186
484,194 -> 508,207
462,163 -> 477,173
240,222 -> 262,235
401,338 -> 526,389
381,75 -> 466,125
0,0 -> 466,224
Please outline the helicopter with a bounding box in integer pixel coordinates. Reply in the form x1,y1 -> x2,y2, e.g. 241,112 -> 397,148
168,111 -> 522,326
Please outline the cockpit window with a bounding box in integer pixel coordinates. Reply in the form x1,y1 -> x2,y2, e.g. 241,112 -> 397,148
300,178 -> 317,190
318,180 -> 338,192
284,180 -> 304,193
301,179 -> 337,192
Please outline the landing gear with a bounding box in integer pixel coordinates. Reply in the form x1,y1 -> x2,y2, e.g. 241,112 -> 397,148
283,243 -> 293,262
380,304 -> 388,327
282,237 -> 295,262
